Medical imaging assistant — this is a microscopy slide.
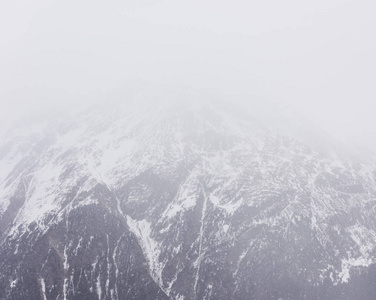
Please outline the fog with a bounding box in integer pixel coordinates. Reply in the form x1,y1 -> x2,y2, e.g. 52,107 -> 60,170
1,0 -> 376,149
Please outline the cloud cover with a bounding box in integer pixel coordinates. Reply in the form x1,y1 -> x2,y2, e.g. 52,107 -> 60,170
1,0 -> 376,147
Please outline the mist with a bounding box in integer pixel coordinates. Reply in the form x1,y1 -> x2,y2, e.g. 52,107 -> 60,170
1,0 -> 376,149
3,3 -> 376,298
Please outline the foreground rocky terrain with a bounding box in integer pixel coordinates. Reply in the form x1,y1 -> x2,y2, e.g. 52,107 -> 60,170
1,87 -> 376,299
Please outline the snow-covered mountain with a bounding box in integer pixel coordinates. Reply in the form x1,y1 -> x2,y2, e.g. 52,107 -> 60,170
1,87 -> 376,300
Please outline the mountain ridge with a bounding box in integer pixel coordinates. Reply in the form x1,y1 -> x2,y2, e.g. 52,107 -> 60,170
1,87 -> 376,299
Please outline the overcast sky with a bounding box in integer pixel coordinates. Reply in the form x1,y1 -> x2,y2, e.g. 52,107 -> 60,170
1,0 -> 376,148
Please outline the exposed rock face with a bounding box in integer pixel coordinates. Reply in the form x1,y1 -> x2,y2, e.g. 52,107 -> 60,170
1,89 -> 376,299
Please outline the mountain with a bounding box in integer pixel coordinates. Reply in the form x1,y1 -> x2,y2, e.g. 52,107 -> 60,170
1,86 -> 376,300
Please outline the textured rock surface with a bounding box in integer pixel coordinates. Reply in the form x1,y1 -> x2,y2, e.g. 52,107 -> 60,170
1,89 -> 376,299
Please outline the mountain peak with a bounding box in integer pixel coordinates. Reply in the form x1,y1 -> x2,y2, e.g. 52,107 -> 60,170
1,86 -> 376,299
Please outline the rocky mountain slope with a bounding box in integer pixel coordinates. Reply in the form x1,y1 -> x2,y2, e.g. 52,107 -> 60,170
1,88 -> 376,299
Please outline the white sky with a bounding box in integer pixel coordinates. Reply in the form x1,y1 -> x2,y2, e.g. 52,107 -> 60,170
1,0 -> 376,148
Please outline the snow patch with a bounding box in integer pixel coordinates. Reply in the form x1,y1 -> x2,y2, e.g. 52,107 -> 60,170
162,176 -> 199,219
210,195 -> 243,215
40,277 -> 47,300
347,223 -> 376,257
126,216 -> 165,290
163,195 -> 197,219
338,256 -> 373,284
96,138 -> 136,176
10,278 -> 17,288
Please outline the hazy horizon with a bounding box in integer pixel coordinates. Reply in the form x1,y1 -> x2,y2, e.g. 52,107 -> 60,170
1,0 -> 376,149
